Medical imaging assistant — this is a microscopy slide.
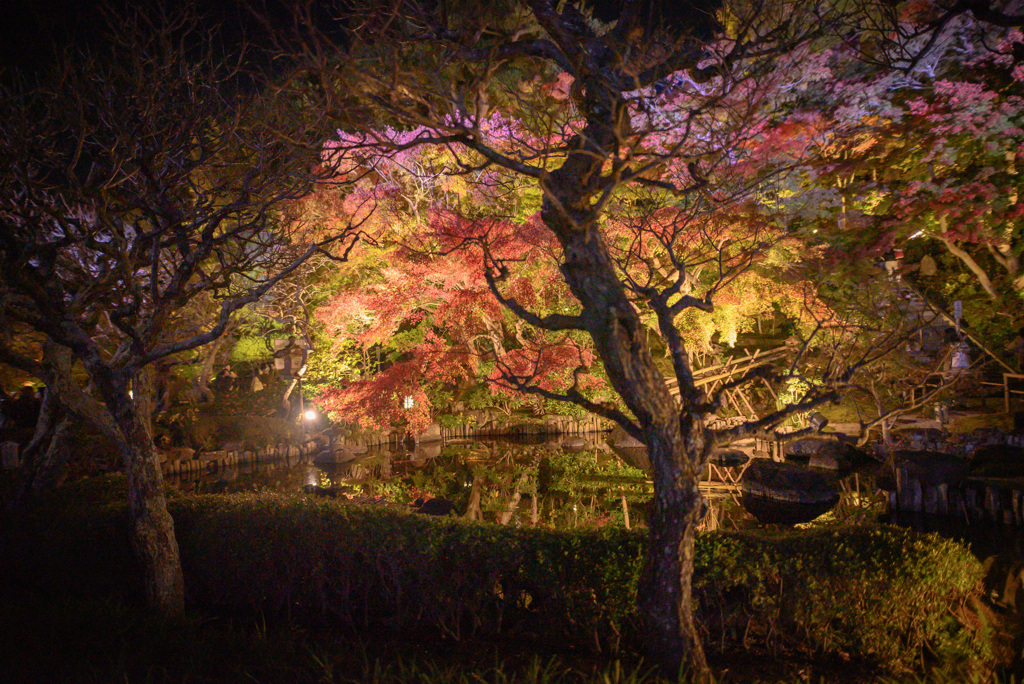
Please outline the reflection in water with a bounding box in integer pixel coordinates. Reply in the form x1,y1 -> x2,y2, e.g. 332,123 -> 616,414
165,435 -> 887,535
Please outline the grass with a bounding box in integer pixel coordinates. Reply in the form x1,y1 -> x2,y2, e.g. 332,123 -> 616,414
0,589 -> 669,683
0,589 -> 895,684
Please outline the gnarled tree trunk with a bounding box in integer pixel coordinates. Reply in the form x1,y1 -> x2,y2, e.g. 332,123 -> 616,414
15,387 -> 72,501
543,181 -> 711,678
114,392 -> 184,616
82,351 -> 184,617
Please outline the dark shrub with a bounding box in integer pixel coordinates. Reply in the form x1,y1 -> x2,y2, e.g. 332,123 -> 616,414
1,480 -> 992,677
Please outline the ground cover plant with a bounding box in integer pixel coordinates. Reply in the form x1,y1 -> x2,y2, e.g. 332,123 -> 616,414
0,474 -> 999,682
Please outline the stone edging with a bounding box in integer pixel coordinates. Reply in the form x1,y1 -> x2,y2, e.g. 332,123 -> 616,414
159,439 -> 322,476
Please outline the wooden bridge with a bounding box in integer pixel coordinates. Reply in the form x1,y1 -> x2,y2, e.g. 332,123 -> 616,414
665,345 -> 791,418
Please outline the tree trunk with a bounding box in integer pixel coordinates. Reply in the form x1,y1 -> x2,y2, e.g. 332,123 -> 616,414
87,363 -> 184,617
639,430 -> 710,682
193,327 -> 235,402
134,366 -> 156,444
538,176 -> 711,677
119,409 -> 184,616
938,234 -> 998,300
15,387 -> 72,502
67,342 -> 184,616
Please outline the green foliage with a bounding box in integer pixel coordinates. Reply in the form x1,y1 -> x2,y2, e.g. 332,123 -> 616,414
230,335 -> 273,363
1,483 -> 994,677
695,526 -> 991,677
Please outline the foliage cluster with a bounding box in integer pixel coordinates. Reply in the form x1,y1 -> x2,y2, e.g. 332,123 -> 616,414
0,477 -> 993,677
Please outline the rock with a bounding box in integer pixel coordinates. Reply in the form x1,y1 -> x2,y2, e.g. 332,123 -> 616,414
313,445 -> 363,466
899,428 -> 945,451
709,448 -> 749,467
610,426 -> 644,448
741,460 -> 840,505
414,498 -> 456,516
606,426 -> 649,470
741,492 -> 838,525
809,452 -> 842,470
417,422 -> 443,444
562,436 -> 587,452
160,446 -> 195,463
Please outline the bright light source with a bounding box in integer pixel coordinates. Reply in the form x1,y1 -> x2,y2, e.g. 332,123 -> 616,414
303,410 -> 316,421
403,395 -> 414,409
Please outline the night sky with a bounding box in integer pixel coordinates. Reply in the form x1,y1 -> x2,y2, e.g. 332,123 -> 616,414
1,0 -> 96,71
1,1 -> 268,76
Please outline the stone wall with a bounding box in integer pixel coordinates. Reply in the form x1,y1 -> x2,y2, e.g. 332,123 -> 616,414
159,439 -> 322,476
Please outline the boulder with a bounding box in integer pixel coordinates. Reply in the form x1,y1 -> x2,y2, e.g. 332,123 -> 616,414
741,460 -> 839,505
809,452 -> 842,470
220,440 -> 245,454
709,448 -> 749,467
313,445 -> 364,466
417,421 -> 443,444
609,426 -> 644,448
160,446 -> 195,463
606,426 -> 650,470
561,436 -> 587,452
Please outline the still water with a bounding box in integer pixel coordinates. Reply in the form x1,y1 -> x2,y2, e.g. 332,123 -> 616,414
165,433 -> 1024,615
165,434 -> 883,532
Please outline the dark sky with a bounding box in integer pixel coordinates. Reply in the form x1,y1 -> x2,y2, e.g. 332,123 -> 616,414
1,1 -> 274,76
1,0 -> 98,70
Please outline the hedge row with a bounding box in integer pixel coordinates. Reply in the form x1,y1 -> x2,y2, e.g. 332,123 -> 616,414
0,477 -> 992,676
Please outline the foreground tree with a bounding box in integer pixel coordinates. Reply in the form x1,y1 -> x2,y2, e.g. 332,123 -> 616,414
306,131 -> 822,434
273,1 -> 1024,677
0,11 -> 359,615
268,1 -> 867,677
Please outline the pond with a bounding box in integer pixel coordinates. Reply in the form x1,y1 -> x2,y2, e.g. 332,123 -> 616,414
165,433 -> 885,532
165,433 -> 1024,620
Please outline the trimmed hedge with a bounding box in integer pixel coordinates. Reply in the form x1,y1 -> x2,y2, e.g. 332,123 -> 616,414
0,478 -> 991,676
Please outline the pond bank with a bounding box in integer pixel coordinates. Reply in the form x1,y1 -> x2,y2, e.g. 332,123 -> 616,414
0,476 -> 1000,681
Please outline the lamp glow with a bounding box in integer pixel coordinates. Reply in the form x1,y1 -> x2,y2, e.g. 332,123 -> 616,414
303,410 -> 316,421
